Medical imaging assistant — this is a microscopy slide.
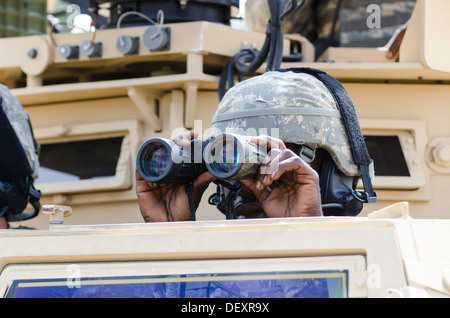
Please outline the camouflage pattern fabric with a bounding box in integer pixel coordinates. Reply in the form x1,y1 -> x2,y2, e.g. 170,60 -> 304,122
285,0 -> 341,43
0,84 -> 39,179
245,0 -> 271,33
340,0 -> 416,47
246,0 -> 415,47
211,70 -> 360,177
245,0 -> 340,43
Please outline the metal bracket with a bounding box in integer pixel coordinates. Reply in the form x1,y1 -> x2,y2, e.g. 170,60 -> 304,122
127,87 -> 163,132
183,82 -> 199,129
42,205 -> 72,225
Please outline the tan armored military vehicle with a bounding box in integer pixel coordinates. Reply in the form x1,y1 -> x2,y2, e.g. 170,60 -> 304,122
0,0 -> 449,299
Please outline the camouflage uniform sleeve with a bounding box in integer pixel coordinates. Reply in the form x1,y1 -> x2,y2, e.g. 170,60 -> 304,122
247,0 -> 416,48
284,0 -> 340,43
246,0 -> 340,43
340,0 -> 416,47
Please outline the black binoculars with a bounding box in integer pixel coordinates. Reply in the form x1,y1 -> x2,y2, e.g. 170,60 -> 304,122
136,133 -> 266,184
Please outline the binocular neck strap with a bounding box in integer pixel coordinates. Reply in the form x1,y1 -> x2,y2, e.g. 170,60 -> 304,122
189,180 -> 242,221
187,182 -> 196,221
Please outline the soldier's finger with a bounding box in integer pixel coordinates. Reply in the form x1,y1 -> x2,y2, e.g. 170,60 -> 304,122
174,131 -> 198,147
250,135 -> 286,151
260,148 -> 282,167
270,155 -> 317,184
258,150 -> 297,188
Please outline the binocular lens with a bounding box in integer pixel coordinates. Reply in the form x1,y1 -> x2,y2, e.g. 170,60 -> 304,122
137,140 -> 174,181
147,146 -> 170,177
205,134 -> 265,180
137,137 -> 208,184
211,141 -> 240,174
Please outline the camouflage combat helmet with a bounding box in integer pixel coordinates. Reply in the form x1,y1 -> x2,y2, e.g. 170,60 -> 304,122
211,69 -> 360,177
0,84 -> 39,179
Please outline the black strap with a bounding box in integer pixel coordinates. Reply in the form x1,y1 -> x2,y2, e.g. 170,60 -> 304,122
187,182 -> 196,221
208,180 -> 242,219
6,181 -> 41,222
278,67 -> 377,203
329,0 -> 343,42
218,0 -> 306,101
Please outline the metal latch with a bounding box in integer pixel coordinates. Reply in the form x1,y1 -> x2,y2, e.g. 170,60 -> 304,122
42,205 -> 72,225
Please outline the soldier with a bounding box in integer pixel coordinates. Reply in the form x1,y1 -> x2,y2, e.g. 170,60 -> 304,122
245,0 -> 339,48
136,68 -> 375,222
339,0 -> 414,49
0,85 -> 41,229
245,0 -> 415,59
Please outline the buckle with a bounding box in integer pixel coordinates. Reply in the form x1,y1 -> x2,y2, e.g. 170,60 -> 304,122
360,191 -> 378,203
298,145 -> 316,163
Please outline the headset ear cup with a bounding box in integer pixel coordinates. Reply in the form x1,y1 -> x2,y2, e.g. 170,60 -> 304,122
319,152 -> 363,216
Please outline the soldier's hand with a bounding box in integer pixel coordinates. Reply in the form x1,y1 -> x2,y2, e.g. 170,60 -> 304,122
385,20 -> 409,61
136,131 -> 216,222
0,217 -> 7,229
240,136 -> 322,217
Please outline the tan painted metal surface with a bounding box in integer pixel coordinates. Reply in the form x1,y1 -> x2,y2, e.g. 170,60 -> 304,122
3,0 -> 447,228
0,0 -> 449,298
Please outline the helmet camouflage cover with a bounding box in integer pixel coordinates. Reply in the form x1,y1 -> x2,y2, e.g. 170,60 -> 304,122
211,70 -> 360,177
